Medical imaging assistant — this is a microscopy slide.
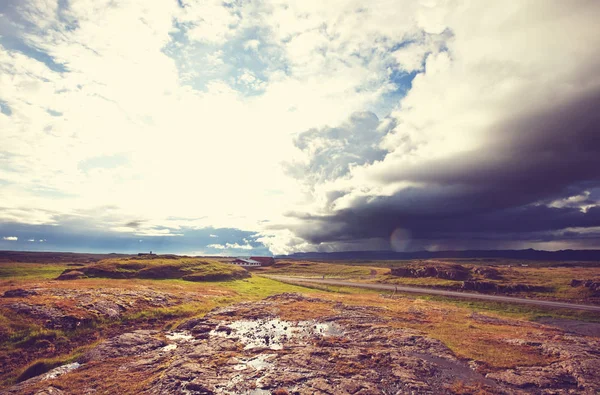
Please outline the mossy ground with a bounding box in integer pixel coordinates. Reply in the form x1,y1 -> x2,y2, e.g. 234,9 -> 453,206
1,257 -> 599,391
59,256 -> 250,281
0,261 -> 310,387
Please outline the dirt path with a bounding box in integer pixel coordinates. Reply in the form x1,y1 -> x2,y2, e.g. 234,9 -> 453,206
266,276 -> 600,312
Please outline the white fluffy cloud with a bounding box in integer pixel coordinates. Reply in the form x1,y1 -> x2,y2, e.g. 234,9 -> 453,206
1,0 -> 599,254
2,236 -> 18,241
208,242 -> 253,250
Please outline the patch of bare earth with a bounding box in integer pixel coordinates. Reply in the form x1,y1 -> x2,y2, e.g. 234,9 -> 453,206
7,293 -> 600,395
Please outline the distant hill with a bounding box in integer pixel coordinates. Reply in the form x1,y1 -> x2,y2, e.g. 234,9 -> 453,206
57,255 -> 250,281
276,249 -> 600,261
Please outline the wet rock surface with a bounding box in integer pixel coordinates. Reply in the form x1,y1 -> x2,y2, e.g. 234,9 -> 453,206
536,317 -> 600,338
82,330 -> 166,362
7,293 -> 600,394
139,297 -> 490,395
486,335 -> 600,393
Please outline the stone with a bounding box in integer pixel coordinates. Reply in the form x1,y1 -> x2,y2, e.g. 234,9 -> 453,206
7,293 -> 600,394
390,264 -> 470,280
82,330 -> 166,362
2,288 -> 38,298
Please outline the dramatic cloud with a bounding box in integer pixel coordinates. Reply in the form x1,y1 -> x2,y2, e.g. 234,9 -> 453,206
262,1 -> 600,254
1,0 -> 599,254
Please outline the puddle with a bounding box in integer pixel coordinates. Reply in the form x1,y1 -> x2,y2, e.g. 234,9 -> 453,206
166,331 -> 194,342
210,318 -> 343,350
412,353 -> 496,387
43,362 -> 81,380
247,354 -> 274,370
537,318 -> 600,338
233,354 -> 276,372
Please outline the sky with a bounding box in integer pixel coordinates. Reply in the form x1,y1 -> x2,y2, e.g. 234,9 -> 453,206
1,0 -> 600,256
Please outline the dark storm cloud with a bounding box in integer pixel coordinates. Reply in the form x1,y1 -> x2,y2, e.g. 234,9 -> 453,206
286,89 -> 600,250
124,220 -> 145,229
378,90 -> 600,206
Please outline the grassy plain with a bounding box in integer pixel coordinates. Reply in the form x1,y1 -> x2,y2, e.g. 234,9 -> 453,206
1,255 -> 599,391
259,258 -> 600,305
0,260 -> 308,386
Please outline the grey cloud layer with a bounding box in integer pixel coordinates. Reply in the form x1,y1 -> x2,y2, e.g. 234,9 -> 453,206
285,77 -> 600,251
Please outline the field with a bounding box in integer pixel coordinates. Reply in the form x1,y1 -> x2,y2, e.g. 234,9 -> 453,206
1,253 -> 600,394
258,258 -> 600,305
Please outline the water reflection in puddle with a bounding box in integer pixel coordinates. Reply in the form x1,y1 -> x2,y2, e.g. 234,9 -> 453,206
43,362 -> 81,380
233,354 -> 276,372
210,318 -> 343,350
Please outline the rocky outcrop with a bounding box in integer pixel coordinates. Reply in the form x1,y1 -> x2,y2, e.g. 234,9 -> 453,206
2,289 -> 38,298
56,270 -> 86,280
82,330 -> 166,362
390,264 -> 471,280
4,294 -> 502,394
473,266 -> 502,279
8,302 -> 91,330
391,265 -> 504,281
34,387 -> 65,395
6,294 -> 600,394
3,287 -> 183,330
571,279 -> 600,295
139,296 -> 499,395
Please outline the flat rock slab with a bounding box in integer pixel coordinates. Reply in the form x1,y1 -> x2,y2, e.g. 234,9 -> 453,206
7,293 -> 600,395
537,317 -> 600,338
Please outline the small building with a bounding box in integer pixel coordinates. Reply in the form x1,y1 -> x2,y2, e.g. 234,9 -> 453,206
250,256 -> 275,266
231,258 -> 262,267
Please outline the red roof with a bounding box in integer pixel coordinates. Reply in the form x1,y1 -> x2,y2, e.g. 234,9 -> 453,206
250,256 -> 275,266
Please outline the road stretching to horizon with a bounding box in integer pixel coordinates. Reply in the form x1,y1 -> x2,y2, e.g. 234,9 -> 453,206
267,275 -> 600,312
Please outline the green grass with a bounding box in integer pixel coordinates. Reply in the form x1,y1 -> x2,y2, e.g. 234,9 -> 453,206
259,260 -> 379,278
115,276 -> 321,331
0,263 -> 69,280
265,275 -> 600,322
216,276 -> 313,299
67,256 -> 250,281
7,343 -> 93,386
395,292 -> 600,323
374,274 -> 461,288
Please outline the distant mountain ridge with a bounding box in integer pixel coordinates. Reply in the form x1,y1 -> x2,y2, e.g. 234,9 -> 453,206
276,249 -> 600,261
